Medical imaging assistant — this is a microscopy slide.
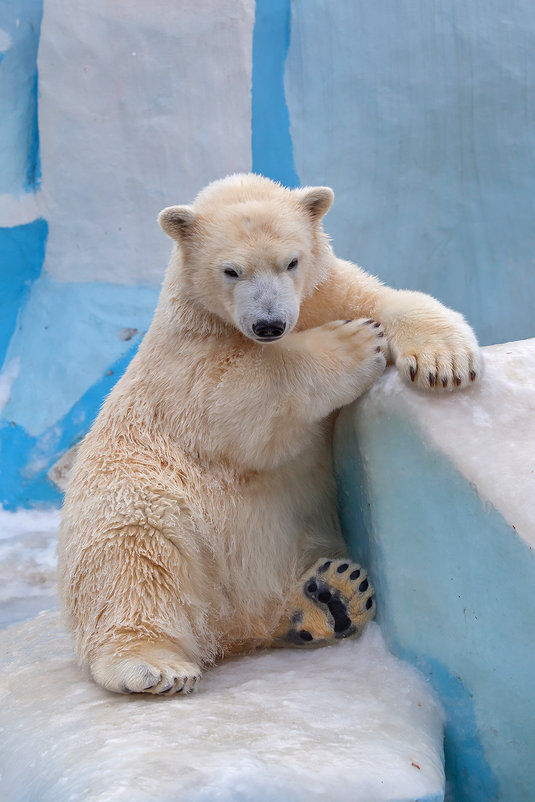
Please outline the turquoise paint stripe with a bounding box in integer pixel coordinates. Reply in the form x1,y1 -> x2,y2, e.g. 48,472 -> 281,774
406,655 -> 498,802
0,219 -> 48,367
0,0 -> 43,194
0,341 -> 140,509
24,69 -> 41,191
252,0 -> 300,187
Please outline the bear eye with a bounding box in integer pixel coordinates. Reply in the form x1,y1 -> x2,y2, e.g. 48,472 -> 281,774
223,266 -> 240,278
287,257 -> 298,271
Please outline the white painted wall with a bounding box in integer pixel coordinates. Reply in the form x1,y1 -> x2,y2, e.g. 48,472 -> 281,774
38,0 -> 254,285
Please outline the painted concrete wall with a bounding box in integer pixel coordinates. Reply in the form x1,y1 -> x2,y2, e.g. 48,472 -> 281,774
335,340 -> 535,802
287,0 -> 535,347
0,0 -> 254,507
1,1 -> 534,502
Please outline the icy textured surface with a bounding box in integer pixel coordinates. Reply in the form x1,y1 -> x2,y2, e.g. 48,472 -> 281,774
0,507 -> 60,627
363,339 -> 535,546
0,508 -> 444,800
0,613 -> 444,802
335,337 -> 535,800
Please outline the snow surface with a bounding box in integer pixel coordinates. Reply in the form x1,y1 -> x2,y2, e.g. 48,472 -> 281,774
364,338 -> 535,547
0,506 -> 60,627
0,509 -> 445,802
0,614 -> 444,802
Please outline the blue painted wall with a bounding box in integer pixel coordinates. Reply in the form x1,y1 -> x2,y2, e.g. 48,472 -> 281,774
0,220 -> 47,366
0,0 -> 42,194
335,404 -> 535,801
252,0 -> 299,187
0,0 -> 46,363
2,0 -> 535,510
286,0 -> 535,346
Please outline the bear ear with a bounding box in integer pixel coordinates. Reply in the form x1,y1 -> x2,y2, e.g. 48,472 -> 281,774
294,186 -> 334,220
158,206 -> 196,240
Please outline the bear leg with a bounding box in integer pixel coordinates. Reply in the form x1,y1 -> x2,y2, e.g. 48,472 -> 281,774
272,558 -> 375,647
60,524 -> 204,696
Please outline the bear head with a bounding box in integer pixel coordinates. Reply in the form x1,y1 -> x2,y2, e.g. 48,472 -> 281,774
158,174 -> 334,343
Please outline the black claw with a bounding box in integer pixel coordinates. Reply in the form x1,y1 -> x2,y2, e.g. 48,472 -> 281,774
373,321 -> 381,328
470,370 -> 476,382
429,372 -> 436,387
337,563 -> 349,573
350,568 -> 361,581
377,330 -> 384,337
375,345 -> 381,352
409,365 -> 416,382
442,377 -> 448,388
299,629 -> 314,642
366,597 -> 374,610
454,375 -> 462,386
344,319 -> 352,324
365,319 -> 374,324
336,624 -> 357,640
359,578 -> 369,592
318,561 -> 331,573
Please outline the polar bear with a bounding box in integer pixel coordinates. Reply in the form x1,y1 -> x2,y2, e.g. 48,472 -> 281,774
58,174 -> 480,696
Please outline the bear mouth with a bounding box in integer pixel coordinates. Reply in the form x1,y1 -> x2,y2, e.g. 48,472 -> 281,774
252,334 -> 285,343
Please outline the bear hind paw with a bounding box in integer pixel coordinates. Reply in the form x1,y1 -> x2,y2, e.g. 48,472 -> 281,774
276,558 -> 375,647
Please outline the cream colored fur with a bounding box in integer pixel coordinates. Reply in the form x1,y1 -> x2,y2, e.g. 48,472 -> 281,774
58,173 -> 481,695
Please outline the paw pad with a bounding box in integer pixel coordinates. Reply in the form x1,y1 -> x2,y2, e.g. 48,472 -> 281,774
295,558 -> 375,644
277,559 -> 375,647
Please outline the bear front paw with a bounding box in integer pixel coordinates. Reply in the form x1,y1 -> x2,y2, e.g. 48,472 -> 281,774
317,318 -> 387,399
391,311 -> 482,392
396,345 -> 481,391
323,318 -> 387,368
90,641 -> 201,696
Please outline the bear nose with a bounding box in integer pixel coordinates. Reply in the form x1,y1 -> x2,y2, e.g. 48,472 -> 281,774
252,320 -> 286,340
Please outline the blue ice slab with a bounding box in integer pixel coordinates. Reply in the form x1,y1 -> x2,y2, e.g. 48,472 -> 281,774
334,381 -> 535,801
